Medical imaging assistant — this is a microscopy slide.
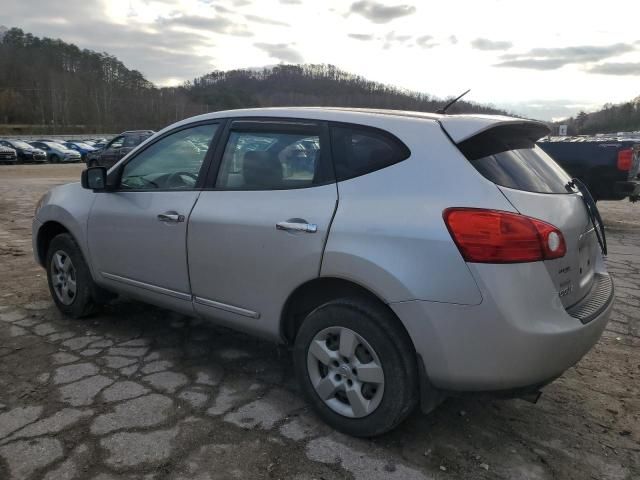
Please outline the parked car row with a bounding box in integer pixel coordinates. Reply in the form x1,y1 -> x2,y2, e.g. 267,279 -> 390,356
0,131 -> 155,167
0,138 -> 85,164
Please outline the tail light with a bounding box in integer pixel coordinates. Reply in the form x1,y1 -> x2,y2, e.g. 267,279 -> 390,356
617,149 -> 633,171
443,208 -> 566,263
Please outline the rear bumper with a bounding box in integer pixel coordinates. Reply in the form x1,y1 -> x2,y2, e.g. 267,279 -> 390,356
614,180 -> 640,200
391,261 -> 613,392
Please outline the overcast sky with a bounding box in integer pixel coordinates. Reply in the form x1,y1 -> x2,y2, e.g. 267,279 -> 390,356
3,0 -> 640,120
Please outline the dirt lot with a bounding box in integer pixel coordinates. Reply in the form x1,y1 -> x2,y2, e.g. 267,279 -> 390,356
0,164 -> 638,480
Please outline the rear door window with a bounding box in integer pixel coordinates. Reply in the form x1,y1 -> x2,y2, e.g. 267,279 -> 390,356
330,124 -> 410,181
457,123 -> 571,194
215,122 -> 329,190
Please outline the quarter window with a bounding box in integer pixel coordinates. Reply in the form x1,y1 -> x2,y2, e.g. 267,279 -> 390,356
330,125 -> 410,181
120,123 -> 218,190
216,127 -> 323,190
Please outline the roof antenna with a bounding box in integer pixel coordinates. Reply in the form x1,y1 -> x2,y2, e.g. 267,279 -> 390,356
436,89 -> 471,114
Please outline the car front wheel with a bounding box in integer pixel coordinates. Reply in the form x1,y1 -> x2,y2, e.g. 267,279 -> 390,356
294,298 -> 418,437
46,233 -> 97,318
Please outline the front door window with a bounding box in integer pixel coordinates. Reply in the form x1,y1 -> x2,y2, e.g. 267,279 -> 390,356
120,124 -> 218,190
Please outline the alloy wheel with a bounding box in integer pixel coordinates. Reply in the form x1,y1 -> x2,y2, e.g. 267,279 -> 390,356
50,250 -> 77,305
306,326 -> 385,418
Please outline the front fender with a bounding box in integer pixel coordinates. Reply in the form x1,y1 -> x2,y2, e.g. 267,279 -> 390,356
34,182 -> 97,274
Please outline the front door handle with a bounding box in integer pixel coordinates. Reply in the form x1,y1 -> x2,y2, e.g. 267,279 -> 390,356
158,212 -> 185,223
276,221 -> 318,233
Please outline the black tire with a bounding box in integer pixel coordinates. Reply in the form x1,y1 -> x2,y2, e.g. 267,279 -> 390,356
45,233 -> 98,318
293,298 -> 418,437
50,154 -> 59,164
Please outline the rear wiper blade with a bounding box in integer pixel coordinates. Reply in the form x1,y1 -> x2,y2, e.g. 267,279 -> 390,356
571,178 -> 607,256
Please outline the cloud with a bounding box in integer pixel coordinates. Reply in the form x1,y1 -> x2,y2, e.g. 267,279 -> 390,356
158,14 -> 252,37
523,44 -> 633,62
381,31 -> 412,49
0,1 -> 218,84
416,35 -> 437,49
245,14 -> 289,26
471,38 -> 512,51
349,1 -> 416,24
495,43 -> 635,70
254,42 -> 303,63
158,14 -> 230,31
348,33 -> 374,41
386,31 -> 411,43
495,58 -> 568,70
588,62 -> 640,76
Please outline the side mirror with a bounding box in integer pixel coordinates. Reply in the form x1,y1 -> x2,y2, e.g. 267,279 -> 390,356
81,166 -> 108,191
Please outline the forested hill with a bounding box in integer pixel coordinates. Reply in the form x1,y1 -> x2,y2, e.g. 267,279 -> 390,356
186,65 -> 503,116
0,27 -> 510,134
559,98 -> 640,135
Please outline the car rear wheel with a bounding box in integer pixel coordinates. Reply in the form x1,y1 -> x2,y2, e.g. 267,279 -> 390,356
46,233 -> 97,318
50,154 -> 59,164
293,298 -> 418,437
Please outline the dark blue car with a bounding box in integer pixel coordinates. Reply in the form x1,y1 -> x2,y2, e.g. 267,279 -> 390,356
63,141 -> 96,161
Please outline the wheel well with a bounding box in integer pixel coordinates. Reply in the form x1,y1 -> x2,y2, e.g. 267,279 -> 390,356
37,221 -> 69,266
281,277 -> 398,345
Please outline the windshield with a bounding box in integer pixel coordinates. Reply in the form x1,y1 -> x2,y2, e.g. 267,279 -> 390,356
457,123 -> 571,194
472,146 -> 572,194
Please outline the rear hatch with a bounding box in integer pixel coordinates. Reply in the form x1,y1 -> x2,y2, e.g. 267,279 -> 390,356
443,120 -> 602,309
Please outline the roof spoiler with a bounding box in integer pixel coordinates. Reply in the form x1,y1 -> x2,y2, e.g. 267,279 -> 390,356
438,116 -> 550,143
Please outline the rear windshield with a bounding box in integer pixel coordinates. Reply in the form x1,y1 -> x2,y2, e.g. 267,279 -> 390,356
473,147 -> 571,194
457,123 -> 571,194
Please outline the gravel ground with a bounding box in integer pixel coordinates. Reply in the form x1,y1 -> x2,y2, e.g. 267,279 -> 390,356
0,163 -> 638,480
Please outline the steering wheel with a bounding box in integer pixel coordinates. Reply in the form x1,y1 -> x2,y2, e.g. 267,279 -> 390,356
166,171 -> 198,188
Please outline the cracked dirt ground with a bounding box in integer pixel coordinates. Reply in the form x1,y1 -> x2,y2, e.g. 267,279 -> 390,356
0,164 -> 638,479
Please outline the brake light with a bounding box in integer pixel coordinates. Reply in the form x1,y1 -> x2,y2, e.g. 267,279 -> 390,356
443,208 -> 566,263
617,149 -> 633,171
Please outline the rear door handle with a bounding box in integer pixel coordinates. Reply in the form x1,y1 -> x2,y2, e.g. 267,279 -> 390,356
276,221 -> 318,233
158,212 -> 185,223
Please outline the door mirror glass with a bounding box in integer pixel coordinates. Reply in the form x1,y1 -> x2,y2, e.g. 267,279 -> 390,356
82,166 -> 108,190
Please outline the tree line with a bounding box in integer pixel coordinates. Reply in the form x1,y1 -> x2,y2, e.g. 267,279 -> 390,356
559,98 -> 640,136
0,27 -> 506,134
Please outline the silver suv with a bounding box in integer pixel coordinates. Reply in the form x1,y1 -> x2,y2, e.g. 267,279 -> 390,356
33,108 -> 614,436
